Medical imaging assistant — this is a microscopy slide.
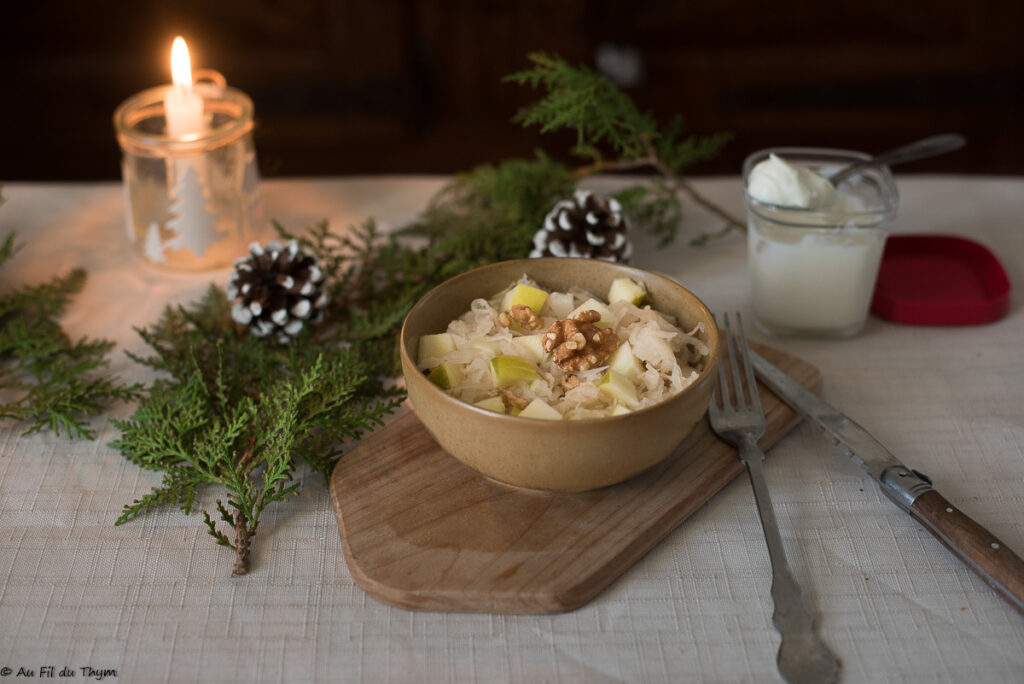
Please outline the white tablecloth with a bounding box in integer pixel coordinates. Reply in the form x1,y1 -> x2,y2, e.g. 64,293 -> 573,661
1,176 -> 1022,683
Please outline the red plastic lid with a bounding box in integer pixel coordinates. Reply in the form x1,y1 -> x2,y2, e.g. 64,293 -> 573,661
871,234 -> 1011,326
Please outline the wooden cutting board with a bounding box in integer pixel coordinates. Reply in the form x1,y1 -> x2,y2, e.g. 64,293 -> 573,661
329,343 -> 819,614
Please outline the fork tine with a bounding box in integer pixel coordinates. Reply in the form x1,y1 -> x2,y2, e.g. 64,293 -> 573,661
714,314 -> 732,409
723,313 -> 745,408
735,313 -> 763,414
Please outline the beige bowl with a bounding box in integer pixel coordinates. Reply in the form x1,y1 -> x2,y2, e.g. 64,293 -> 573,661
400,258 -> 720,492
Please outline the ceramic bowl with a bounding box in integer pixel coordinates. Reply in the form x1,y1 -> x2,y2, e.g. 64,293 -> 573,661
399,258 -> 719,492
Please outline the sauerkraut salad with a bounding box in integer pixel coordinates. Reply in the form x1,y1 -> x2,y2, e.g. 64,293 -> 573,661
416,276 -> 709,420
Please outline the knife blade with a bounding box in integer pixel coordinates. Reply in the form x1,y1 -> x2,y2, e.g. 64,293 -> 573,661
749,348 -> 1024,615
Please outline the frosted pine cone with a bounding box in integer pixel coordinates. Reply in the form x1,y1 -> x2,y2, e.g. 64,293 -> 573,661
529,190 -> 632,263
228,240 -> 328,344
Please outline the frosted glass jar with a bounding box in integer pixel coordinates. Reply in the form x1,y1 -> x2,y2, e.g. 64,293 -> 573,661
743,148 -> 898,338
113,71 -> 262,271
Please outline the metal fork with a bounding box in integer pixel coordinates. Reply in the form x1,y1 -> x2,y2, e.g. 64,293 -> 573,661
707,313 -> 839,684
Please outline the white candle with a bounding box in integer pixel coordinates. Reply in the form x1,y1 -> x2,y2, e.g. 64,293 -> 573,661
165,37 -> 203,138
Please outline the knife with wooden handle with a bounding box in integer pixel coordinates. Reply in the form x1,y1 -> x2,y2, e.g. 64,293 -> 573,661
750,349 -> 1024,615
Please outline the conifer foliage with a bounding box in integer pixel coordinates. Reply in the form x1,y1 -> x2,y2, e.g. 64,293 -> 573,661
0,233 -> 137,439
506,52 -> 741,245
110,285 -> 404,575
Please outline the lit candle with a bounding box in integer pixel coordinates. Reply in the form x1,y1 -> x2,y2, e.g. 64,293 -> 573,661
115,34 -> 261,271
165,37 -> 203,138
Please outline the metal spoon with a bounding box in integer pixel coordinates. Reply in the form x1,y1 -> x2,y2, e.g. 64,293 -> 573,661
827,133 -> 966,186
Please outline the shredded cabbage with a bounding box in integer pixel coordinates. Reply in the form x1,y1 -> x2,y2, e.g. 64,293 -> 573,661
419,277 -> 708,418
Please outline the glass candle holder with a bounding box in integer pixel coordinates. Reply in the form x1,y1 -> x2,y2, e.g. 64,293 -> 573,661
743,148 -> 898,338
114,70 -> 263,271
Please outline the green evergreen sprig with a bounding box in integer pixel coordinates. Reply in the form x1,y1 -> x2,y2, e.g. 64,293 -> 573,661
0,233 -> 138,439
505,52 -> 742,245
504,52 -> 657,160
111,285 -> 402,574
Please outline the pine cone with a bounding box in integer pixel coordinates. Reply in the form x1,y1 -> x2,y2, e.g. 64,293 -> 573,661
228,240 -> 328,344
529,190 -> 632,263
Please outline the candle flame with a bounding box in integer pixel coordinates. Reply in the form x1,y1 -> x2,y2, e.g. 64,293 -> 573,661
170,37 -> 193,90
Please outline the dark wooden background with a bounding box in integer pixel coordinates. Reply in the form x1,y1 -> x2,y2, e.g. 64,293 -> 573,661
5,0 -> 1023,180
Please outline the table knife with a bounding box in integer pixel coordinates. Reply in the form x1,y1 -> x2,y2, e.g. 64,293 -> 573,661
749,349 -> 1024,615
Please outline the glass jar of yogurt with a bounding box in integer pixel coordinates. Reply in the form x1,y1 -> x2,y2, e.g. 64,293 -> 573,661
743,148 -> 898,338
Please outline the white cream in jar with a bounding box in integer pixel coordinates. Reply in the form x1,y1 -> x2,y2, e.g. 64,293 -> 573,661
743,150 -> 897,338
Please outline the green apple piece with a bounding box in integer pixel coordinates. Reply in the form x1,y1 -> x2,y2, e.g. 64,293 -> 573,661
610,404 -> 632,416
607,341 -> 644,381
518,398 -> 562,420
509,406 -> 523,416
490,355 -> 539,387
598,369 -> 639,408
428,362 -> 464,390
512,334 -> 547,363
418,332 -> 456,365
500,283 -> 549,314
473,396 -> 507,414
608,277 -> 646,306
568,298 -> 614,328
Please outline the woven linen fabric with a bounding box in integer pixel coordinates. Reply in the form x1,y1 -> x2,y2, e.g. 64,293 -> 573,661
1,178 -> 1022,683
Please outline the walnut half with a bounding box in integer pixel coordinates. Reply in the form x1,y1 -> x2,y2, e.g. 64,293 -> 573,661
542,309 -> 619,371
498,304 -> 543,330
500,389 -> 530,410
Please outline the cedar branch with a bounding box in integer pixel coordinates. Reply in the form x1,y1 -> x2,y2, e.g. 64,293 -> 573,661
232,508 -> 252,576
571,134 -> 745,232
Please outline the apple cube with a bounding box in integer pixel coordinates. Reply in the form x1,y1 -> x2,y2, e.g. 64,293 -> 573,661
610,404 -> 632,416
598,369 -> 639,408
568,298 -> 614,328
608,278 -> 646,306
607,341 -> 644,381
473,396 -> 507,414
512,334 -> 547,363
418,332 -> 456,366
518,398 -> 562,420
490,355 -> 539,387
500,283 -> 549,314
428,362 -> 463,390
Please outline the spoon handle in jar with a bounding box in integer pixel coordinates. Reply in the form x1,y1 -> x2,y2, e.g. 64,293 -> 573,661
828,133 -> 966,185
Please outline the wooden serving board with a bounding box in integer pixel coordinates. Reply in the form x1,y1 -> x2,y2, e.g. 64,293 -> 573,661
330,343 -> 820,614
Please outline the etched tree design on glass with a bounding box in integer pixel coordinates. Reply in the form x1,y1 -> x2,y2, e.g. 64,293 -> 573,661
165,162 -> 226,258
